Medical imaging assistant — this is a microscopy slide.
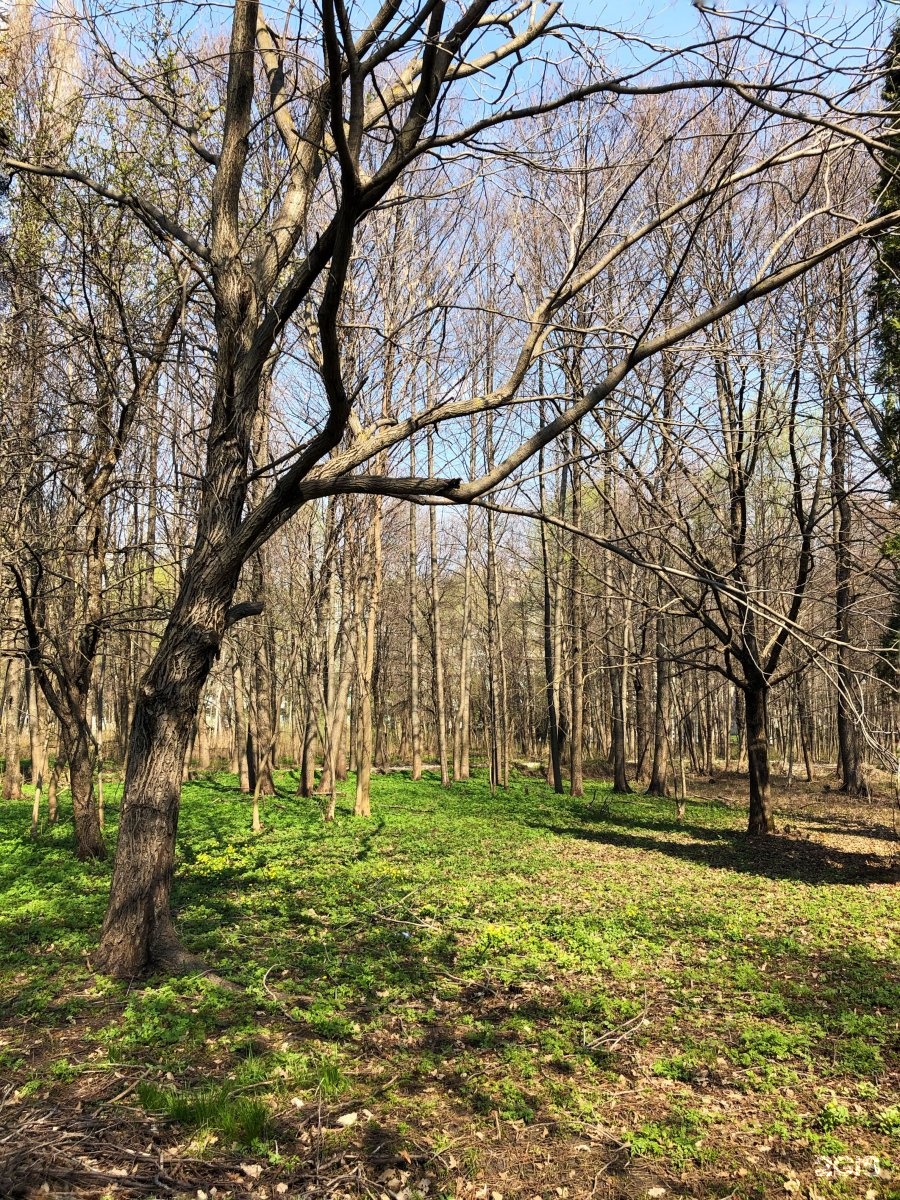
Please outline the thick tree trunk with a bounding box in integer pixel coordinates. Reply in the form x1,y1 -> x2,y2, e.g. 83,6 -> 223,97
65,725 -> 105,860
26,666 -> 46,793
95,571 -> 234,977
2,656 -> 24,801
745,682 -> 775,836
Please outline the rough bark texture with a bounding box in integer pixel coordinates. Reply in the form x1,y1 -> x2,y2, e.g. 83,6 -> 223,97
745,682 -> 775,836
65,725 -> 105,860
2,656 -> 24,800
95,571 -> 237,977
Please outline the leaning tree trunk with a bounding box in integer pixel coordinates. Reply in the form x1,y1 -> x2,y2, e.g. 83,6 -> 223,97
94,566 -> 238,977
744,680 -> 775,836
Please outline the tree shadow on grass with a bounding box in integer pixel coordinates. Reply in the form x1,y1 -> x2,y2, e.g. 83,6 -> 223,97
784,809 -> 899,846
530,817 -> 898,886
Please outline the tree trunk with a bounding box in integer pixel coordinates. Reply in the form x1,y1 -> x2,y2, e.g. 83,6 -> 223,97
354,496 -> 382,817
232,656 -> 251,792
48,757 -> 61,823
745,681 -> 775,836
95,566 -> 236,976
830,398 -> 868,797
569,445 -> 584,798
195,691 -> 211,770
610,664 -> 631,794
428,432 -> 450,786
452,419 -> 476,782
319,605 -> 354,810
65,724 -> 105,860
298,648 -> 319,797
647,610 -> 670,797
26,665 -> 46,793
408,449 -> 423,781
539,437 -> 563,794
2,655 -> 24,801
250,607 -> 277,796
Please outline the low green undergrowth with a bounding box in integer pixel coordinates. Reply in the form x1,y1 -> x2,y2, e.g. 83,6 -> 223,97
1,768 -> 897,1195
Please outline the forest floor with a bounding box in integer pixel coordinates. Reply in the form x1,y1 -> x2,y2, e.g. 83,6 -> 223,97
0,768 -> 898,1200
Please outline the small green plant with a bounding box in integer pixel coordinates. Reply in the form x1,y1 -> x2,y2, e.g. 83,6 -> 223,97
495,1080 -> 537,1123
49,1057 -> 80,1082
625,1106 -> 713,1168
876,1105 -> 900,1137
733,1024 -> 811,1067
816,1100 -> 851,1132
315,1056 -> 347,1099
653,1053 -> 701,1083
137,1080 -> 271,1148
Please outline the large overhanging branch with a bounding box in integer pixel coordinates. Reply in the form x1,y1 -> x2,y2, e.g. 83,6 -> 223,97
287,203 -> 900,519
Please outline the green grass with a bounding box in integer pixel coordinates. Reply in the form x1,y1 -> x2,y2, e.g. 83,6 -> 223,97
1,769 -> 898,1196
137,1078 -> 272,1148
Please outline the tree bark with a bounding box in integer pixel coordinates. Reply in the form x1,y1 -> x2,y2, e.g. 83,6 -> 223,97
408,453 -> 423,781
2,656 -> 24,801
745,681 -> 775,836
830,394 -> 867,796
452,418 -> 476,782
538,430 -> 563,794
64,723 -> 105,860
232,656 -> 251,792
26,664 -> 46,793
95,563 -> 239,976
647,609 -> 670,797
354,496 -> 382,817
428,432 -> 450,786
569,449 -> 584,799
610,664 -> 631,794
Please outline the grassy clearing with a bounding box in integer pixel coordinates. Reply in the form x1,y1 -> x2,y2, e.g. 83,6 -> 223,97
0,770 -> 898,1198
